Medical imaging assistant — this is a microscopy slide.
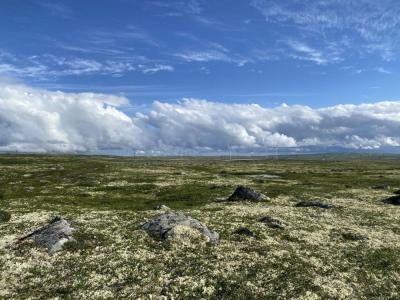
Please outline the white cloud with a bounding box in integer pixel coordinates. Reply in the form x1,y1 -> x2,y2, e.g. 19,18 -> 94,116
0,54 -> 173,79
139,64 -> 174,74
1,83 -> 400,154
251,0 -> 400,61
175,50 -> 231,62
284,40 -> 334,65
375,67 -> 392,74
0,83 -> 151,153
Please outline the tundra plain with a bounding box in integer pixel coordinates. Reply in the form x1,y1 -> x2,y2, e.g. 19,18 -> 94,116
0,154 -> 399,299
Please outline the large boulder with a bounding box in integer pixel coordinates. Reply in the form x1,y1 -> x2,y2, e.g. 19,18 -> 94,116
17,216 -> 75,254
383,195 -> 400,205
141,212 -> 219,244
227,186 -> 268,202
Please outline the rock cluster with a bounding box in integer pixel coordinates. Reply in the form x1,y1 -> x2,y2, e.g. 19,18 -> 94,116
142,212 -> 219,244
227,186 -> 268,202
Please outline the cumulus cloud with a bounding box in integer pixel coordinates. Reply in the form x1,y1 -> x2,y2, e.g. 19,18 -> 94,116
0,83 -> 151,153
1,83 -> 400,154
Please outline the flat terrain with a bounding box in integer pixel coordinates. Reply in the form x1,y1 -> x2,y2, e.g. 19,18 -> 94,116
0,154 -> 399,299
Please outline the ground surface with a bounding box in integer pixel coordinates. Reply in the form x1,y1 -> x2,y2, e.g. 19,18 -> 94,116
0,154 -> 399,299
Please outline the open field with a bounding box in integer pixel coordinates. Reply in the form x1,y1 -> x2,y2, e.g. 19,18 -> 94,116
0,154 -> 399,299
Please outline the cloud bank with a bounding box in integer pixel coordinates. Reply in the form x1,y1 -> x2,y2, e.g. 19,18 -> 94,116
1,83 -> 400,154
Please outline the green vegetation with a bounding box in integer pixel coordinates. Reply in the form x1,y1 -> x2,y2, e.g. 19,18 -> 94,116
0,154 -> 399,299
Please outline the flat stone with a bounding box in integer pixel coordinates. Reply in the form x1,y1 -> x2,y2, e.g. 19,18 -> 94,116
341,232 -> 368,241
227,186 -> 268,202
17,216 -> 75,254
249,174 -> 281,179
259,216 -> 285,229
383,195 -> 400,205
371,184 -> 390,190
0,210 -> 11,223
234,227 -> 255,236
142,212 -> 219,244
295,200 -> 335,209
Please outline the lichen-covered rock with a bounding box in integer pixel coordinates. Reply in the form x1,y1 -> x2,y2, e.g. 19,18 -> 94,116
227,186 -> 268,202
259,216 -> 286,229
17,216 -> 75,254
383,195 -> 400,205
141,212 -> 219,244
295,201 -> 335,209
0,210 -> 11,223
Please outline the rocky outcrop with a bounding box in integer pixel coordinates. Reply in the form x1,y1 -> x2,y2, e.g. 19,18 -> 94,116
142,212 -> 219,244
227,186 -> 268,202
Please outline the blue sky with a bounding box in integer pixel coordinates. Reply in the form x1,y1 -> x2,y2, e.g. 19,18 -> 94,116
1,0 -> 400,109
1,0 -> 400,154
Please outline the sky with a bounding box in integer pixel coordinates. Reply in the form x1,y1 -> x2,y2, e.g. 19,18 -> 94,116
1,0 -> 400,154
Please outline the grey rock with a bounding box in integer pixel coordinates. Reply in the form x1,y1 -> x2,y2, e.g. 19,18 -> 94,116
234,227 -> 255,237
227,186 -> 268,202
383,195 -> 400,205
295,200 -> 335,209
142,212 -> 219,244
259,216 -> 285,229
17,216 -> 75,254
0,210 -> 11,223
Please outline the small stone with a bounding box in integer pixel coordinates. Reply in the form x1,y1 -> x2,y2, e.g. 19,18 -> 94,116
155,204 -> 170,210
383,195 -> 400,205
227,186 -> 268,202
0,210 -> 11,222
341,232 -> 368,241
371,184 -> 390,190
259,216 -> 285,229
295,200 -> 335,209
142,212 -> 219,244
17,216 -> 75,254
234,227 -> 255,236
